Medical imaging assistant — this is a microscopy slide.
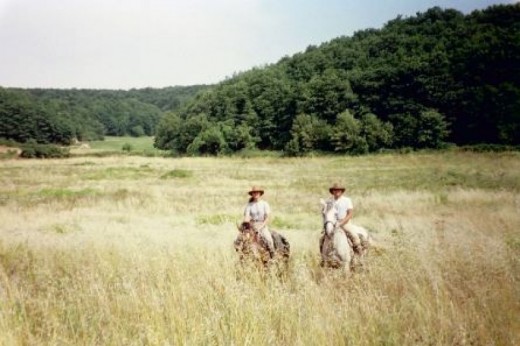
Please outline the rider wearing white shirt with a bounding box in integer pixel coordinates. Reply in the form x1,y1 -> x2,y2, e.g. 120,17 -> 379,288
328,183 -> 362,254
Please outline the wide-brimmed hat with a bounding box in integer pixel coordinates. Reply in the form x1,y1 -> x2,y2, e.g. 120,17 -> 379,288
248,186 -> 264,196
329,183 -> 346,194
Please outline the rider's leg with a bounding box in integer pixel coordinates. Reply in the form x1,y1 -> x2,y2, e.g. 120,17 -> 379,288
259,226 -> 276,258
342,223 -> 363,255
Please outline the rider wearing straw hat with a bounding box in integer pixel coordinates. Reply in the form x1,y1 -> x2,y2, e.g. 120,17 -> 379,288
328,182 -> 363,254
243,185 -> 275,258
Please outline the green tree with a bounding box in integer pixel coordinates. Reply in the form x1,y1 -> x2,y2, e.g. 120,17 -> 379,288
154,112 -> 211,154
304,69 -> 357,123
219,120 -> 258,151
154,112 -> 183,152
330,110 -> 367,154
359,113 -> 393,151
285,113 -> 332,154
187,125 -> 227,156
415,110 -> 450,149
391,109 -> 449,149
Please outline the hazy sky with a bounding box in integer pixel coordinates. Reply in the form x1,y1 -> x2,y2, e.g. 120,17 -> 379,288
0,0 -> 516,89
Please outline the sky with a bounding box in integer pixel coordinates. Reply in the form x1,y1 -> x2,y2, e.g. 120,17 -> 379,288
0,0 -> 517,89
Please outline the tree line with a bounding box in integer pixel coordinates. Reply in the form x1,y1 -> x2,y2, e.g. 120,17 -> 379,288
154,4 -> 519,155
0,86 -> 210,145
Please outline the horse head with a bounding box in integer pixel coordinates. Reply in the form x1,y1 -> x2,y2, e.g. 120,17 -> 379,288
320,198 -> 336,237
238,221 -> 254,232
234,221 -> 259,255
319,198 -> 352,269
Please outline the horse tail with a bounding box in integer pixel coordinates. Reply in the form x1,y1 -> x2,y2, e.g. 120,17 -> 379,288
271,230 -> 291,258
279,233 -> 290,258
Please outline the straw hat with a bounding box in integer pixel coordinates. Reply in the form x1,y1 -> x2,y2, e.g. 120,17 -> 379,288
248,186 -> 264,196
329,183 -> 346,194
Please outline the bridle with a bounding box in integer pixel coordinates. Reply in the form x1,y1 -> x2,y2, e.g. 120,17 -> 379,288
322,202 -> 336,234
323,220 -> 335,230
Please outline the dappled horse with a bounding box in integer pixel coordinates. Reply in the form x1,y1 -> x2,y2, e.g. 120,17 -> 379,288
234,221 -> 290,268
319,199 -> 371,271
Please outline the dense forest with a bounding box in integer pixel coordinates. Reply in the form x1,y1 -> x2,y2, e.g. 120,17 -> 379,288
0,85 -> 210,145
1,4 -> 519,156
153,4 -> 519,155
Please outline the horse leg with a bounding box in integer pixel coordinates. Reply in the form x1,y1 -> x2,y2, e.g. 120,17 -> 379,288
319,234 -> 325,254
258,229 -> 275,259
321,235 -> 339,267
360,234 -> 372,255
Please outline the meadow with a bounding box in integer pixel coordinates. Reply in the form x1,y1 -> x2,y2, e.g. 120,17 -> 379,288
0,150 -> 519,345
72,136 -> 166,156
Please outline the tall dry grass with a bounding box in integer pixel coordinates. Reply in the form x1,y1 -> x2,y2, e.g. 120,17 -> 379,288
0,152 -> 519,345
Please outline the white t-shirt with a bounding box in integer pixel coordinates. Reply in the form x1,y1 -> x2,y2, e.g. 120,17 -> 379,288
329,195 -> 353,221
244,200 -> 271,222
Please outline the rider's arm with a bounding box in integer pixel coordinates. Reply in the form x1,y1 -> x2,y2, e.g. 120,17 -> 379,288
243,204 -> 251,222
260,201 -> 271,229
336,208 -> 353,227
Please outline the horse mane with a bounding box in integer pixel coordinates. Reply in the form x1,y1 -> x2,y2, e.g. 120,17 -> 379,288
239,221 -> 254,232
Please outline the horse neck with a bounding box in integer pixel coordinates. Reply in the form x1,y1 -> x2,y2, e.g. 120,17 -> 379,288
323,222 -> 332,237
240,230 -> 260,249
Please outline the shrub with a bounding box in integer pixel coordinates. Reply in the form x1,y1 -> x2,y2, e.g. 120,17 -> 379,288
129,125 -> 145,137
20,142 -> 70,158
122,143 -> 133,152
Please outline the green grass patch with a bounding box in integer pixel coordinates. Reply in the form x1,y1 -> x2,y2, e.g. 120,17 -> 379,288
196,214 -> 236,225
160,169 -> 193,179
271,217 -> 298,230
36,188 -> 100,200
71,136 -> 170,157
84,136 -> 168,156
88,136 -> 156,151
72,161 -> 96,166
85,167 -> 157,180
45,223 -> 80,234
23,188 -> 149,207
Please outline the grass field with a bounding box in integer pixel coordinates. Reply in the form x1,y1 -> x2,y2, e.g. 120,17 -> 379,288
0,152 -> 519,345
71,136 -> 166,156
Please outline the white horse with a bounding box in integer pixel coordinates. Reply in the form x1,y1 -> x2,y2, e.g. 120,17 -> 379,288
319,199 -> 371,271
